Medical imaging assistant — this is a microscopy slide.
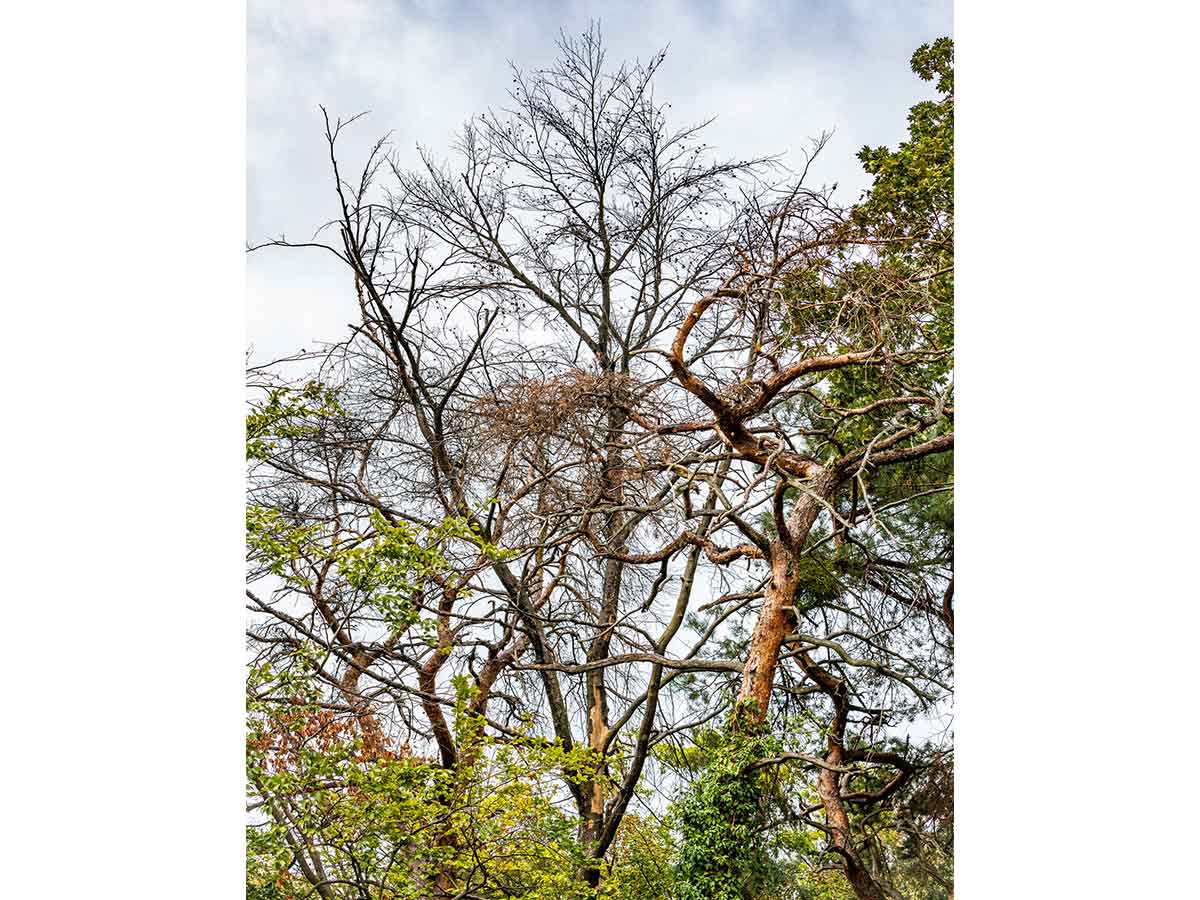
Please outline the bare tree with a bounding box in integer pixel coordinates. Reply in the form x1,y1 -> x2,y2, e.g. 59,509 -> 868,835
249,26 -> 784,892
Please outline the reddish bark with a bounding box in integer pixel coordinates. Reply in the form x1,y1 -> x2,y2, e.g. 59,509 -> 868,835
799,651 -> 896,900
735,468 -> 837,727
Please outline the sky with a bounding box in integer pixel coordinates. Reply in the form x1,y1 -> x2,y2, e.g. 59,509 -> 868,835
247,0 -> 953,363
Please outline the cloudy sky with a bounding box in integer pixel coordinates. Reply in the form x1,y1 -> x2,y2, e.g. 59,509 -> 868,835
248,0 -> 952,362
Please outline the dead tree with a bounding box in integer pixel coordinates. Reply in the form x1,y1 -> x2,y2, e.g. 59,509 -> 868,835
249,25 -> 780,891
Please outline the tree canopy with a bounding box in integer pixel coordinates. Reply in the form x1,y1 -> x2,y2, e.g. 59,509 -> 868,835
247,28 -> 954,900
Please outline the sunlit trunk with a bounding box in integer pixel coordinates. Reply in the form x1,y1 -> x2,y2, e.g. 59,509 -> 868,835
734,468 -> 836,728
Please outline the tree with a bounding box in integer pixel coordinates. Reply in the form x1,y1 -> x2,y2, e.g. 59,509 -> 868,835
667,37 -> 953,900
247,27 -> 954,900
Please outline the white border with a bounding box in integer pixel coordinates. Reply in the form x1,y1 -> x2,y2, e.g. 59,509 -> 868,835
2,2 -> 245,897
958,2 -> 1198,896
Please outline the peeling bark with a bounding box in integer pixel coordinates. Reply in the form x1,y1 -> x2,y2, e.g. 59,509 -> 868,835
735,467 -> 837,728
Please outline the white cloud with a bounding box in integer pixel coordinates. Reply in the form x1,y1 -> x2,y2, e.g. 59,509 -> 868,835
248,0 -> 952,362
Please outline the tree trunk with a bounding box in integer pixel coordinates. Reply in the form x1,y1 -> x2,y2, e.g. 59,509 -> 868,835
800,650 -> 896,900
577,404 -> 628,887
735,547 -> 800,726
816,746 -> 891,900
734,467 -> 837,728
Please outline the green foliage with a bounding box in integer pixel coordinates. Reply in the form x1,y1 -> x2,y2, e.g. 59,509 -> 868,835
248,675 -> 601,900
675,726 -> 780,900
854,36 -> 953,255
247,494 -> 500,635
606,815 -> 678,900
776,38 -> 953,499
793,549 -> 843,608
246,380 -> 345,461
245,505 -> 323,581
336,511 -> 498,631
791,868 -> 858,900
652,726 -> 726,772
